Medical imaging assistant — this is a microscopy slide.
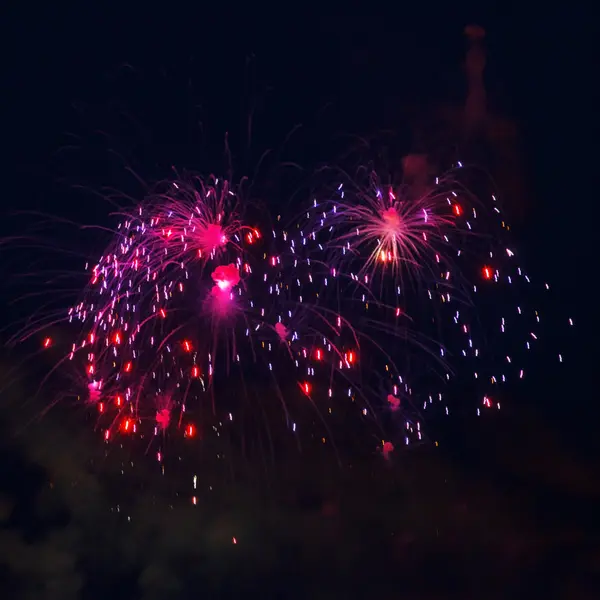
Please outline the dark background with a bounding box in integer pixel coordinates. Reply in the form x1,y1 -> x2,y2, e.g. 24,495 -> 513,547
1,5 -> 597,599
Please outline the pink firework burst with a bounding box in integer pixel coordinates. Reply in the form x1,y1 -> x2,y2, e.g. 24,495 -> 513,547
146,175 -> 251,262
207,263 -> 242,319
87,379 -> 102,404
211,263 -> 241,291
274,321 -> 290,342
155,394 -> 174,432
322,179 -> 459,285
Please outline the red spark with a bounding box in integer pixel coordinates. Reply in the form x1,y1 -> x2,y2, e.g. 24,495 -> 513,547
382,441 -> 394,460
246,228 -> 262,244
275,322 -> 289,342
156,408 -> 171,430
121,418 -> 134,433
387,394 -> 401,411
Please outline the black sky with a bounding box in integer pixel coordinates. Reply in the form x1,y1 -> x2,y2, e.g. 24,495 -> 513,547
0,5 -> 597,597
3,4 -> 594,406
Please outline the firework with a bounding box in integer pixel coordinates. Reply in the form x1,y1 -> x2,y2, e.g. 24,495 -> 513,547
273,162 -> 574,457
4,178 -> 260,451
4,159 -> 573,477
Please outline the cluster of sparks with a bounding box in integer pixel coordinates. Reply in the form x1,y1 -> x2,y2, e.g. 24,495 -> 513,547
17,165 -> 573,486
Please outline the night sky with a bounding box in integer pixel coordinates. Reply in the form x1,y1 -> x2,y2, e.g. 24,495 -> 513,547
1,5 -> 597,599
